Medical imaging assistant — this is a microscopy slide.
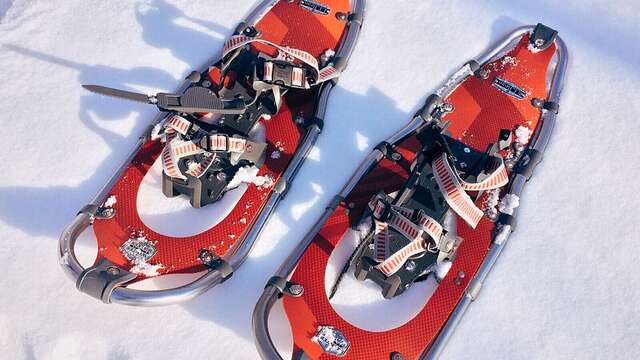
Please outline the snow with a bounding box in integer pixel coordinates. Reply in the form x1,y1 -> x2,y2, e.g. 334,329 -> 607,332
498,194 -> 520,215
103,195 -> 117,208
226,165 -> 274,189
1,0 -> 640,359
130,258 -> 165,278
515,125 -> 533,145
137,156 -> 248,237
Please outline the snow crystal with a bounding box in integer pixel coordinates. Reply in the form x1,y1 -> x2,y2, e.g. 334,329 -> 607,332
436,260 -> 453,281
502,56 -> 518,66
103,195 -> 117,208
493,224 -> 512,245
226,166 -> 274,189
527,43 -> 544,54
130,259 -> 164,277
435,63 -> 474,97
484,189 -> 500,210
150,122 -> 164,140
186,160 -> 199,172
515,126 -> 532,145
498,194 -> 520,215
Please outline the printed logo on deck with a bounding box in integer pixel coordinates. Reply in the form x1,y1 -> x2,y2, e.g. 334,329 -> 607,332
300,0 -> 331,16
120,237 -> 157,262
492,77 -> 528,100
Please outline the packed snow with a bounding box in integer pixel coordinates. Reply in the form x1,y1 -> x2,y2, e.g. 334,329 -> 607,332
1,1 -> 640,359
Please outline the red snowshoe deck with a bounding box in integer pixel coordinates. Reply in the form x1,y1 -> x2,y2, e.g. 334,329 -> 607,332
60,0 -> 363,306
254,25 -> 567,359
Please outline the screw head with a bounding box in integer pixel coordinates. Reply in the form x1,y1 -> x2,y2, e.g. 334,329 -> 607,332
199,249 -> 214,264
391,152 -> 402,161
405,260 -> 416,272
106,266 -> 120,275
288,284 -> 304,297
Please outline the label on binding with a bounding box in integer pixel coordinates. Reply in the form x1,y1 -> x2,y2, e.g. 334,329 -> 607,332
300,0 -> 331,16
492,77 -> 528,100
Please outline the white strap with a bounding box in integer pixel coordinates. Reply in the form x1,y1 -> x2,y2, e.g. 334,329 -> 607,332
432,153 -> 508,228
369,198 -> 445,276
224,34 -> 340,86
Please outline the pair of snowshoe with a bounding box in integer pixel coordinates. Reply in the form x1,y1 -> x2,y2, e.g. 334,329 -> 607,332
59,0 -> 568,358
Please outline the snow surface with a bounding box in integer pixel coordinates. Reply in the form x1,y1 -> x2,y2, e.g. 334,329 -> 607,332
1,0 -> 640,359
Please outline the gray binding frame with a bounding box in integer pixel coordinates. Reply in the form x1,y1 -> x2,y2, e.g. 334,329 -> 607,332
58,0 -> 365,307
252,24 -> 568,359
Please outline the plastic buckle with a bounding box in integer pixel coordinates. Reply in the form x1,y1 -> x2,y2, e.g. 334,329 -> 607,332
263,61 -> 308,89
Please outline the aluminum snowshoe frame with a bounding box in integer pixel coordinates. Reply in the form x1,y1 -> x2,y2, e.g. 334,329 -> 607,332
253,24 -> 567,359
58,0 -> 365,307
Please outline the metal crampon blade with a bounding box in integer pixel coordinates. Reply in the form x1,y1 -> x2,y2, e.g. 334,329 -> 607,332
82,85 -> 153,104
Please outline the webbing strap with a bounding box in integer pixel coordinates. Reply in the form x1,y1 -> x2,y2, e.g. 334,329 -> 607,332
159,115 -> 261,180
432,153 -> 508,228
223,35 -> 340,86
165,114 -> 192,136
369,198 -> 444,276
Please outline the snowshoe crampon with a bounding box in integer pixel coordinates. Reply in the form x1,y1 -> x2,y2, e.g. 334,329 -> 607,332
59,0 -> 364,306
253,24 -> 567,359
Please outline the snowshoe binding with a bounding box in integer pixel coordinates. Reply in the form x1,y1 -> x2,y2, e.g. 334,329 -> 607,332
253,24 -> 567,359
59,0 -> 364,306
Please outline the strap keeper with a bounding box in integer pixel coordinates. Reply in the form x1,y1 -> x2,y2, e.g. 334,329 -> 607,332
374,141 -> 393,157
326,195 -> 344,210
465,60 -> 481,74
266,276 -> 288,297
303,116 -> 324,131
532,98 -> 559,114
78,204 -> 99,216
415,94 -> 441,121
529,23 -> 558,51
199,250 -> 233,282
199,136 -> 211,152
514,148 -> 543,181
347,12 -> 364,27
497,213 -> 517,231
332,56 -> 348,73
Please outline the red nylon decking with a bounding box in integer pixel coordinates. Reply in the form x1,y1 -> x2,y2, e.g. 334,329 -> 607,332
91,0 -> 352,278
282,35 -> 557,359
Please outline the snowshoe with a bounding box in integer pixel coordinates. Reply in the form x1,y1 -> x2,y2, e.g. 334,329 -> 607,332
59,0 -> 365,306
253,24 -> 567,359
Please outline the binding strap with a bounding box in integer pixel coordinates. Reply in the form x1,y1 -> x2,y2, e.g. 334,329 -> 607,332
368,197 -> 444,276
223,35 -> 340,86
432,153 -> 508,228
159,115 -> 264,181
